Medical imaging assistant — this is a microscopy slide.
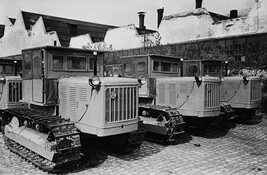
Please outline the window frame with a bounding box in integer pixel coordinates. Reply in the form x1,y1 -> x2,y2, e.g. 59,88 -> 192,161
152,60 -> 179,74
51,55 -> 64,71
66,55 -> 87,71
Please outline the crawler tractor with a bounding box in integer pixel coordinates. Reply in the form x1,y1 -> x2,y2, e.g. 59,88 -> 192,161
183,59 -> 262,120
106,54 -> 185,142
0,46 -> 145,172
221,76 -> 262,119
105,55 -> 230,131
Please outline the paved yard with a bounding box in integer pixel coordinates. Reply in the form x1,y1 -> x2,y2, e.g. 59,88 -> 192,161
0,115 -> 266,175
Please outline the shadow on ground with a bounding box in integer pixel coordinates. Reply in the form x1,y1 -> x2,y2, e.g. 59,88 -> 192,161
233,114 -> 263,125
186,121 -> 236,139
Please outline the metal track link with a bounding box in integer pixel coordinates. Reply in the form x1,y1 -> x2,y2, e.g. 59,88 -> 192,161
5,137 -> 60,172
5,136 -> 80,172
4,108 -> 81,172
139,104 -> 184,123
139,104 -> 186,143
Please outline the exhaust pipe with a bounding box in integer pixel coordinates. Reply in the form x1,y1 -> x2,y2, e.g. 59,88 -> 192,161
93,52 -> 97,76
14,60 -> 17,76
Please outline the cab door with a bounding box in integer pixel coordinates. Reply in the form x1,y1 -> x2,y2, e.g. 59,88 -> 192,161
133,57 -> 149,97
31,49 -> 44,103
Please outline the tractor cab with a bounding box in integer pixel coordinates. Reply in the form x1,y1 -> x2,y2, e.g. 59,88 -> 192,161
21,46 -> 104,112
183,59 -> 223,77
119,54 -> 182,99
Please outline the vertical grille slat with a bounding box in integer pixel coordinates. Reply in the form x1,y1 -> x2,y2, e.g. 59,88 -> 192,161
125,88 -> 128,120
8,82 -> 23,103
205,83 -> 220,108
105,86 -> 138,123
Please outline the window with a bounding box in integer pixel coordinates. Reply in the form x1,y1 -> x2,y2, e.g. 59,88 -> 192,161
161,62 -> 171,72
52,55 -> 64,70
67,56 -> 86,70
226,40 -> 233,55
153,61 -> 160,71
173,63 -> 178,73
216,40 -> 226,54
189,65 -> 198,74
113,68 -> 120,75
233,38 -> 246,55
247,36 -> 259,54
5,65 -> 13,73
260,35 -> 267,53
204,64 -> 220,73
69,24 -> 77,35
123,63 -> 132,72
0,64 -> 13,73
136,62 -> 146,72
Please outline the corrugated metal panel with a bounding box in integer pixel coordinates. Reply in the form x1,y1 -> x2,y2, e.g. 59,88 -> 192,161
69,87 -> 77,119
79,87 -> 88,102
60,86 -> 67,116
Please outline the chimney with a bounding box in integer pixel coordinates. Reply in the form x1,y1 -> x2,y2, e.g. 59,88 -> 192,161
230,10 -> 238,18
138,12 -> 145,29
195,0 -> 203,9
157,8 -> 164,28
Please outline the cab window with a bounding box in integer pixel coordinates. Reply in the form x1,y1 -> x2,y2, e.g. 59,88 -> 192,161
113,68 -> 119,75
0,65 -> 13,73
189,65 -> 198,74
153,61 -> 160,71
52,55 -> 64,70
67,56 -> 86,70
136,62 -> 146,72
161,62 -> 171,72
123,63 -> 132,72
173,63 -> 178,73
204,64 -> 220,73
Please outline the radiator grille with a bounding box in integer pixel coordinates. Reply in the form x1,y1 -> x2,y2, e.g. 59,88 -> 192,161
204,83 -> 220,108
251,82 -> 261,102
105,87 -> 138,122
8,82 -> 22,103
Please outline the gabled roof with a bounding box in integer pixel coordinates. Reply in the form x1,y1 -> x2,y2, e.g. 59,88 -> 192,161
162,8 -> 230,23
9,18 -> 16,25
21,11 -> 117,46
209,11 -> 229,22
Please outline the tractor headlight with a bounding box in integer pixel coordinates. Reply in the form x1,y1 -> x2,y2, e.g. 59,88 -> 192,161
89,76 -> 101,87
195,76 -> 202,86
243,76 -> 249,85
138,76 -> 146,85
0,76 -> 6,83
